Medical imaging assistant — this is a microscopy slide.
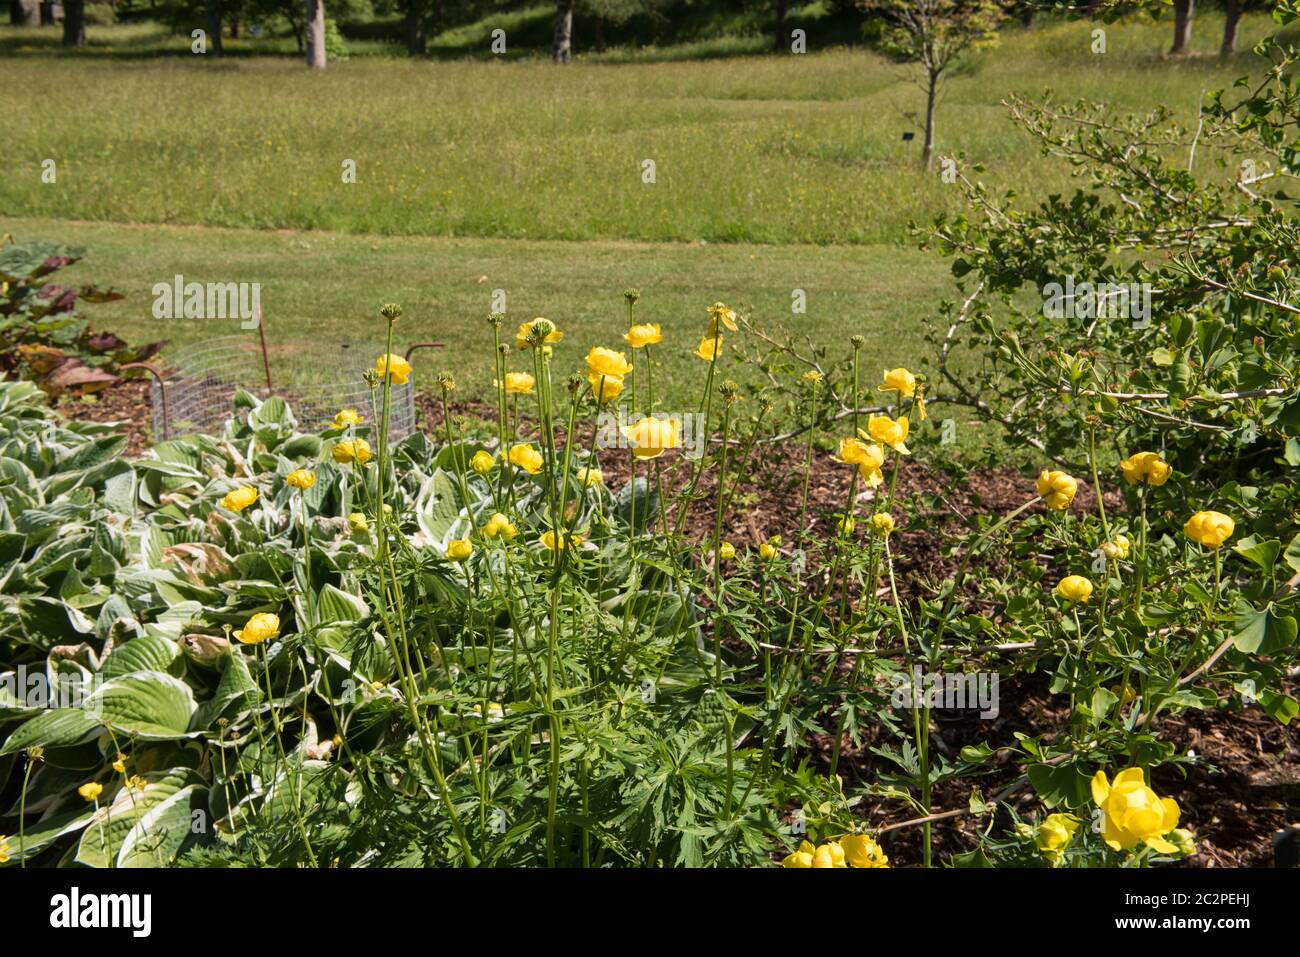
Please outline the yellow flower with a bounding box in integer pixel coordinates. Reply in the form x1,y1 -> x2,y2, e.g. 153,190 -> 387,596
470,450 -> 494,475
866,415 -> 910,454
219,486 -> 259,513
840,833 -> 889,868
112,754 -> 127,774
759,542 -> 778,561
1035,469 -> 1078,511
333,408 -> 362,429
234,612 -> 281,645
1091,768 -> 1181,853
879,367 -> 916,398
1055,575 -> 1093,603
695,336 -> 723,362
624,323 -> 663,349
836,437 -> 886,487
446,539 -> 473,562
576,466 -> 603,488
375,353 -> 411,385
332,438 -> 373,465
1101,534 -> 1131,560
707,302 -> 739,334
482,513 -> 519,540
1120,451 -> 1173,487
803,370 -> 823,385
508,443 -> 545,475
623,416 -> 682,459
781,840 -> 846,868
0,834 -> 10,864
585,346 -> 633,380
78,781 -> 103,802
719,541 -> 736,560
347,512 -> 368,533
871,512 -> 895,537
286,469 -> 316,490
1184,510 -> 1234,549
588,372 -> 625,403
126,775 -> 147,792
1035,813 -> 1079,864
516,318 -> 563,350
540,530 -> 581,550
915,390 -> 927,421
496,372 -> 535,394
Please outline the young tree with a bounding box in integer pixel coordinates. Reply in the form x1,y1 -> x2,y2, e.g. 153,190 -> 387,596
62,0 -> 86,47
860,0 -> 1006,169
9,0 -> 38,26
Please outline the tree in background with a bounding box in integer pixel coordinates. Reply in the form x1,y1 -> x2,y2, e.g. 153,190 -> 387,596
1170,0 -> 1194,53
305,0 -> 326,66
9,0 -> 39,26
860,0 -> 1006,169
554,0 -> 575,61
63,0 -> 86,46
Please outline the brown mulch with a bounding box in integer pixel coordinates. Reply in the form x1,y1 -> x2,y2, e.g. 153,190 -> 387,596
58,382 -> 1300,867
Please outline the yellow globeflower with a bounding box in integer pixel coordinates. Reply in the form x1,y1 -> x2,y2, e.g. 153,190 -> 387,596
719,541 -> 736,561
470,450 -> 494,475
234,612 -> 281,645
759,541 -> 778,561
1035,813 -> 1079,865
695,336 -> 723,362
624,323 -> 663,349
516,318 -> 563,350
588,373 -> 625,403
1101,534 -> 1131,560
332,438 -> 373,465
1091,768 -> 1181,853
781,840 -> 846,868
707,302 -> 739,334
286,469 -> 316,490
540,530 -> 581,551
871,512 -> 895,537
78,781 -> 103,803
585,346 -> 633,380
333,408 -> 363,429
0,834 -> 11,864
112,753 -> 127,774
496,372 -> 535,395
219,486 -> 258,513
347,512 -> 369,533
1120,451 -> 1173,487
623,416 -> 682,459
576,466 -> 603,488
836,436 -> 886,487
866,415 -> 910,454
1184,510 -> 1234,549
879,367 -> 916,398
840,833 -> 889,868
508,443 -> 545,475
482,513 -> 519,540
1035,469 -> 1078,511
446,539 -> 473,562
1055,575 -> 1093,603
375,353 -> 411,385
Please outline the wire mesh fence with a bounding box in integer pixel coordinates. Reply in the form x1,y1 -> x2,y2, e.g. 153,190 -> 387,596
147,335 -> 417,444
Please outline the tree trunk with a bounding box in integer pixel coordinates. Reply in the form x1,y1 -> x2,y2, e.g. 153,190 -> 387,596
594,16 -> 605,53
229,16 -> 238,39
206,0 -> 224,56
11,0 -> 38,26
1170,0 -> 1193,56
773,0 -> 787,53
305,0 -> 326,69
1221,0 -> 1241,57
62,0 -> 85,47
405,0 -> 426,56
922,69 -> 938,170
552,0 -> 573,63
39,0 -> 53,25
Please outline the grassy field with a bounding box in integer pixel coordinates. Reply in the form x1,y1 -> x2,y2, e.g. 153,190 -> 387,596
0,14 -> 1274,245
0,215 -> 949,413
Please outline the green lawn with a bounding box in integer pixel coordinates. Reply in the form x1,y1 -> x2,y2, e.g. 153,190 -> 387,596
0,14 -> 1275,245
1,215 -> 948,412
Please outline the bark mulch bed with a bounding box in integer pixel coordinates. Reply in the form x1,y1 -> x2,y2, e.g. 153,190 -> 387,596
58,384 -> 1300,867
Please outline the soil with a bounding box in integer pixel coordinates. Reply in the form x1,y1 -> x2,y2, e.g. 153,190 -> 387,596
55,382 -> 1300,867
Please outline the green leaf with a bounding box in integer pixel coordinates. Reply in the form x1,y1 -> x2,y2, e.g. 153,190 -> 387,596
316,584 -> 369,624
1232,537 -> 1280,573
117,784 -> 209,867
1027,762 -> 1091,810
0,708 -> 101,755
1232,601 -> 1298,655
83,671 -> 198,739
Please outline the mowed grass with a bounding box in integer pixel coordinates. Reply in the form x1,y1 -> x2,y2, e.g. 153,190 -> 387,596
0,14 -> 1276,245
0,215 -> 952,415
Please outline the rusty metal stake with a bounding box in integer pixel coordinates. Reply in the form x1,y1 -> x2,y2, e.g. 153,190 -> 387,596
404,342 -> 446,362
256,303 -> 273,392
